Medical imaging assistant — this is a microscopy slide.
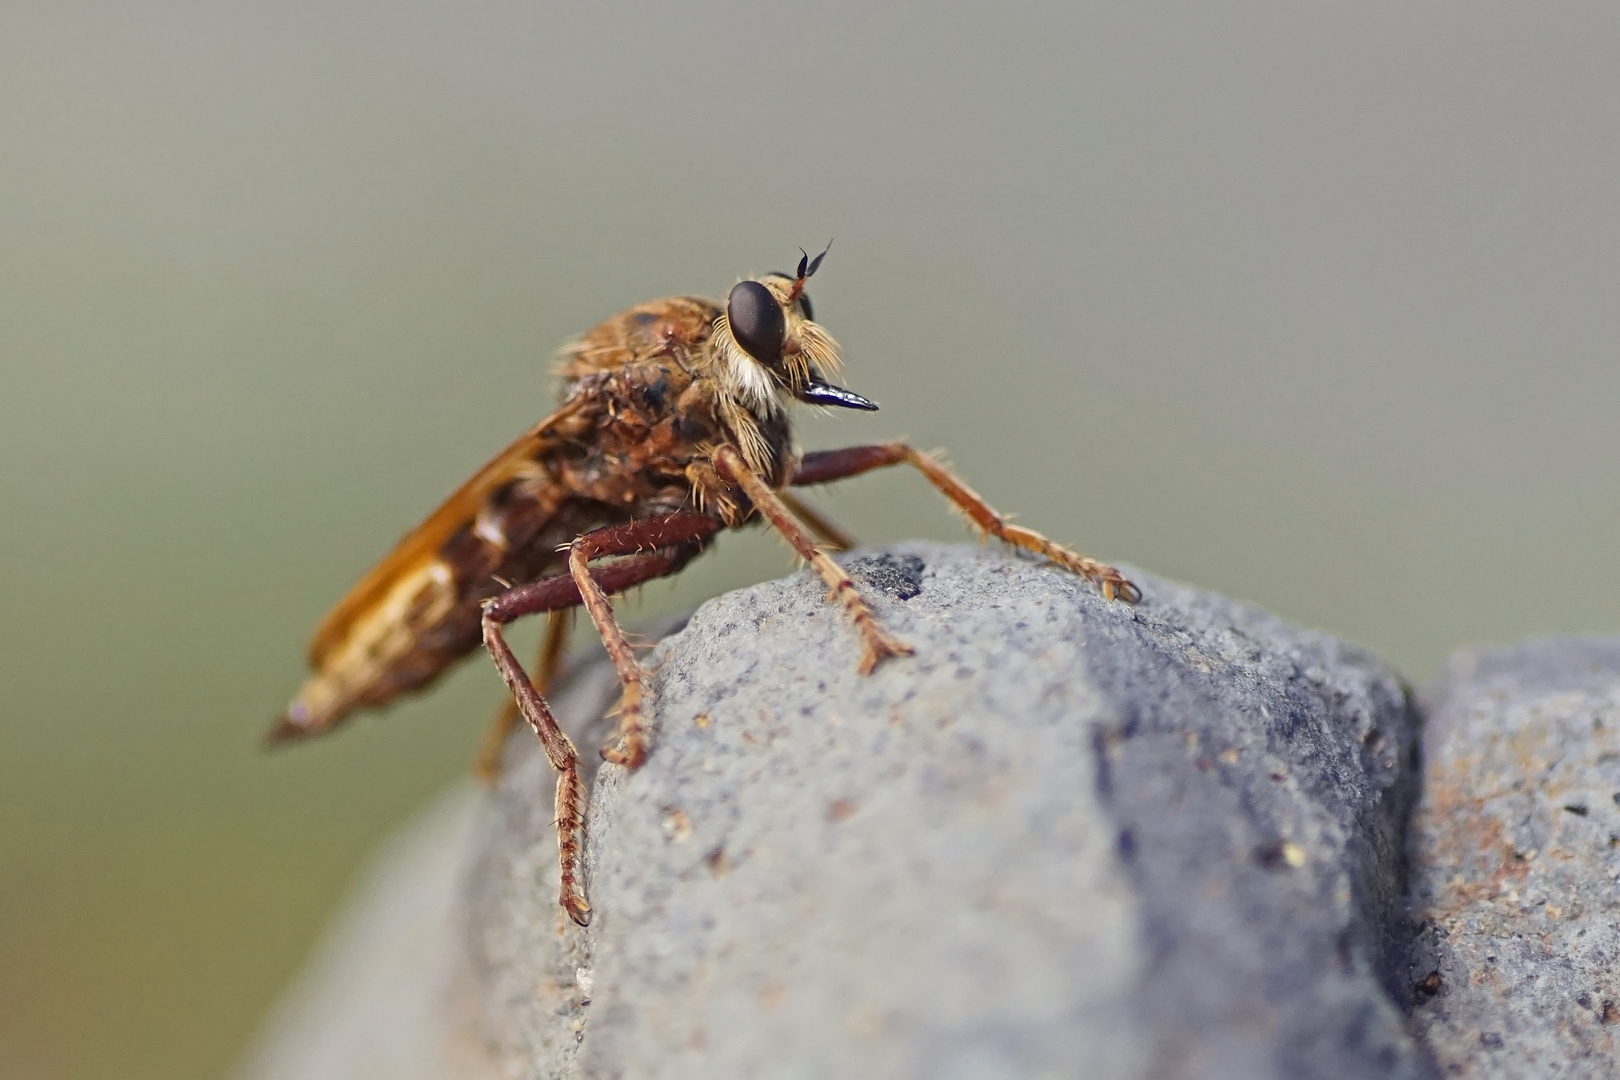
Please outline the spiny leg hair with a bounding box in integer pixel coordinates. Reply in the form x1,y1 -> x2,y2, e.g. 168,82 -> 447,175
714,445 -> 913,675
475,608 -> 570,786
479,511 -> 720,925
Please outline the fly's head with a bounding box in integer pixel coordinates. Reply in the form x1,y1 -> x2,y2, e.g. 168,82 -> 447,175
712,243 -> 879,418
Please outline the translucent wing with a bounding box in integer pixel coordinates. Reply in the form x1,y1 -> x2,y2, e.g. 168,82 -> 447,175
276,400 -> 588,741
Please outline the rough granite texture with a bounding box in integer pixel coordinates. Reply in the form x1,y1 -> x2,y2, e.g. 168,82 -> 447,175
462,542 -> 1427,1080
1409,638 -> 1620,1077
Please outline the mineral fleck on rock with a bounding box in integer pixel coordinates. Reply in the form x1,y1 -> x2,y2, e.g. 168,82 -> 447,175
1409,638 -> 1620,1079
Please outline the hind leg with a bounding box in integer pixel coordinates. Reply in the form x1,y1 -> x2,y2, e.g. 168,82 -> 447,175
475,609 -> 571,785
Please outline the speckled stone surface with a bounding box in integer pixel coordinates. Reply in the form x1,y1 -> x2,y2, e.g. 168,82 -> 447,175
1409,638 -> 1620,1078
462,542 -> 1426,1080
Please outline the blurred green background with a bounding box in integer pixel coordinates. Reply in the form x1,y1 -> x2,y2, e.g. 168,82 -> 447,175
4,2 -> 1618,1076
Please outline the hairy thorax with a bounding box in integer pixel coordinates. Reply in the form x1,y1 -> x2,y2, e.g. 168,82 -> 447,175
555,295 -> 798,499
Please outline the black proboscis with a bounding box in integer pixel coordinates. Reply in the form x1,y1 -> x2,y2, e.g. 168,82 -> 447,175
801,379 -> 878,411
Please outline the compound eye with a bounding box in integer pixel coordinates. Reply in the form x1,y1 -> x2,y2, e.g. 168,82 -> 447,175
726,280 -> 786,366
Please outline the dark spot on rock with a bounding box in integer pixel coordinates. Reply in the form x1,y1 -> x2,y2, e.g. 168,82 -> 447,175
826,798 -> 858,823
1480,1031 -> 1503,1049
1090,724 -> 1114,801
1255,841 -> 1288,870
848,553 -> 924,600
1565,803 -> 1590,816
1116,829 -> 1136,863
704,847 -> 729,877
1415,971 -> 1442,997
1335,929 -> 1354,973
1578,993 -> 1592,1009
1603,1001 -> 1620,1026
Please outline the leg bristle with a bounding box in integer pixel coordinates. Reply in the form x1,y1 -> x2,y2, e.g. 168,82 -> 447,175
601,736 -> 647,769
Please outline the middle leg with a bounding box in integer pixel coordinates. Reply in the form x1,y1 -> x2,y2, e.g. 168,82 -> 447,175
479,511 -> 721,925
555,513 -> 724,768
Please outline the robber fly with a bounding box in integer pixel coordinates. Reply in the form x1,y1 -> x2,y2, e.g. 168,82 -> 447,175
272,247 -> 1139,925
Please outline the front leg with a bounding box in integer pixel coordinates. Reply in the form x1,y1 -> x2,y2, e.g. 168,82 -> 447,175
713,444 -> 913,675
794,443 -> 1140,602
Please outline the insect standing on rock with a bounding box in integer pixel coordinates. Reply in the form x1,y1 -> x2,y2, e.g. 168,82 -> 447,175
271,247 -> 1140,925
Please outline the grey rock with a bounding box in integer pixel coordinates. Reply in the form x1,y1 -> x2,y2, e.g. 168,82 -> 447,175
1409,638 -> 1620,1078
229,628 -> 672,1080
232,790 -> 489,1080
463,542 -> 1426,1080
